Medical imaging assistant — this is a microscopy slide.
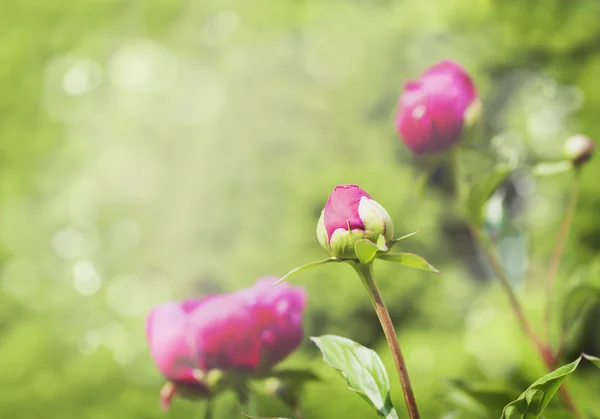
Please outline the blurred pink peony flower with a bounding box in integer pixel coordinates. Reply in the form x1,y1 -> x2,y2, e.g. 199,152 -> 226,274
146,278 -> 306,409
317,184 -> 394,259
396,60 -> 480,155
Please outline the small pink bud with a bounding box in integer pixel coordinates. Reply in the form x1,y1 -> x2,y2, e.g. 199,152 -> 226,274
564,134 -> 594,167
396,60 -> 480,155
316,184 -> 394,259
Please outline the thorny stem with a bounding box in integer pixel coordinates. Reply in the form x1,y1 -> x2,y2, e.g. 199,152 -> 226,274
353,262 -> 420,419
471,226 -> 583,418
544,169 -> 582,349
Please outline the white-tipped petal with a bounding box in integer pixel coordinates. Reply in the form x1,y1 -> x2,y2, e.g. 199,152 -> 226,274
316,210 -> 330,253
358,197 -> 394,241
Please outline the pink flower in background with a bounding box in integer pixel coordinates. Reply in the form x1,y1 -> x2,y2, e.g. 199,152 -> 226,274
317,184 -> 394,259
396,60 -> 480,155
145,278 -> 307,410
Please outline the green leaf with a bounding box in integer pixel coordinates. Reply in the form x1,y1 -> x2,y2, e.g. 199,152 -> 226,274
444,379 -> 515,418
466,167 -> 511,227
241,415 -> 290,419
500,357 -> 581,419
582,353 -> 600,368
310,335 -> 399,419
532,161 -> 572,177
387,228 -> 422,249
355,239 -> 379,264
561,284 -> 600,335
377,252 -> 441,274
274,257 -> 340,285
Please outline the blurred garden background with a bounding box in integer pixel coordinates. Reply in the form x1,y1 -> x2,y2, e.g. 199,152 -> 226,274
3,0 -> 600,417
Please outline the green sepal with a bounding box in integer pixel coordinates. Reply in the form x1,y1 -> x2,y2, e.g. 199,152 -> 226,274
377,252 -> 441,274
387,228 -> 422,249
376,235 -> 388,252
355,239 -> 380,264
274,257 -> 340,286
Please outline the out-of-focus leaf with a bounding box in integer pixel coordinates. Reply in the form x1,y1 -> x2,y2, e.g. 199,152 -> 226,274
532,161 -> 572,177
241,415 -> 291,419
501,357 -> 581,419
257,369 -> 319,410
561,284 -> 600,340
497,225 -> 528,288
582,353 -> 600,368
467,167 -> 512,227
444,379 -> 514,418
264,369 -> 319,382
377,252 -> 441,274
311,335 -> 399,419
540,409 -> 573,419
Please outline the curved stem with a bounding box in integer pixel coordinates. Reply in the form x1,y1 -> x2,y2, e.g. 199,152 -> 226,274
470,226 -> 582,418
544,170 -> 582,348
352,262 -> 421,419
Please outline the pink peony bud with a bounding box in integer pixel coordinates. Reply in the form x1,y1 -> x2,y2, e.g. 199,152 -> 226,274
396,60 -> 480,155
146,278 -> 306,409
316,184 -> 394,259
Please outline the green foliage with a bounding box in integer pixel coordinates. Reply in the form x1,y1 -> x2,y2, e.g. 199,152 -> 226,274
582,354 -> 600,368
311,335 -> 398,419
387,228 -> 422,250
444,379 -> 516,418
275,257 -> 340,286
501,357 -> 581,419
3,0 -> 600,418
466,167 -> 512,227
377,253 -> 441,274
355,239 -> 380,264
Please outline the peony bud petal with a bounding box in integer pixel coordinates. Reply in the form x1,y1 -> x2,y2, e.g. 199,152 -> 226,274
357,197 -> 394,242
316,211 -> 330,253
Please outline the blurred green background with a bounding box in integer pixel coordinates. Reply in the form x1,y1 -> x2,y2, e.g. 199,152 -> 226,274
2,0 -> 600,417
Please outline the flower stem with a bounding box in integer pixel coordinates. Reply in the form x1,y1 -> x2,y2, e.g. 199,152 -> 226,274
353,262 -> 421,419
470,225 -> 582,418
544,169 -> 582,348
204,399 -> 214,419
